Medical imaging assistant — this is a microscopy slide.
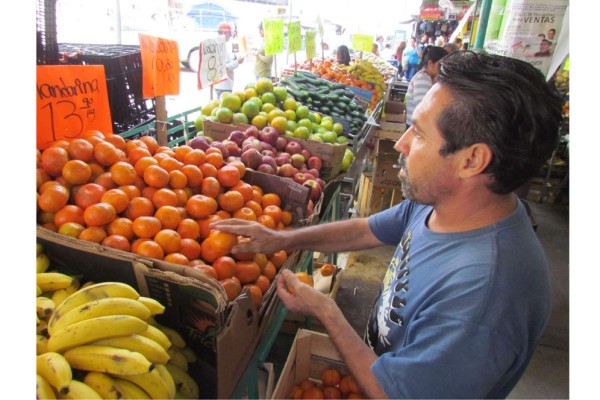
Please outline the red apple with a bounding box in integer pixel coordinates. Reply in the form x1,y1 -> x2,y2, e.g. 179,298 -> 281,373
228,130 -> 247,146
188,136 -> 212,151
259,126 -> 279,146
293,172 -> 308,185
222,139 -> 241,157
275,152 -> 291,166
210,141 -> 229,158
261,155 -> 277,171
257,164 -> 276,174
301,149 -> 311,160
290,154 -> 305,168
307,156 -> 322,171
277,163 -> 297,178
240,148 -> 263,169
285,140 -> 303,155
245,125 -> 260,138
275,136 -> 288,151
307,168 -> 320,178
304,179 -> 322,202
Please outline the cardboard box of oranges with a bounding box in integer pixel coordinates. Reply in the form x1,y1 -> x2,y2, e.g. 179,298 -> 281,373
272,329 -> 365,399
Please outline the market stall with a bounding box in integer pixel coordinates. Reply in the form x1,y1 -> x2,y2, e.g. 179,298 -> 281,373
35,0 -> 570,398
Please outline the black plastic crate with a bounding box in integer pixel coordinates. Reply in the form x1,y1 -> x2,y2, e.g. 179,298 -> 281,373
58,43 -> 155,134
36,0 -> 59,65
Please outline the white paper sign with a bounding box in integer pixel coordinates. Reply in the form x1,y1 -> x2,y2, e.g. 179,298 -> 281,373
197,36 -> 227,89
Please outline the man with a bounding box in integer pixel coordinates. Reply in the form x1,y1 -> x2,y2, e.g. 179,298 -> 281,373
213,22 -> 245,99
535,39 -> 552,57
252,22 -> 273,80
211,51 -> 563,398
548,28 -> 556,41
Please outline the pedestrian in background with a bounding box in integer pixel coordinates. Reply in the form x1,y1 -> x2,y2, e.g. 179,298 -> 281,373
336,45 -> 351,66
394,41 -> 407,79
405,46 -> 448,127
213,22 -> 245,99
403,37 -> 423,81
252,22 -> 273,80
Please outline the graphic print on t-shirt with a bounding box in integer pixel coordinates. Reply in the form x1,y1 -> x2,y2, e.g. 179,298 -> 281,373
365,230 -> 412,353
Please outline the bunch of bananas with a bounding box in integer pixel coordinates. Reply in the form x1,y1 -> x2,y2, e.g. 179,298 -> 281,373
347,59 -> 387,109
36,243 -> 200,399
361,52 -> 399,79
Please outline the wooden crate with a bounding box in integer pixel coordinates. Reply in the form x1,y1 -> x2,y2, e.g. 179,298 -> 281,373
357,173 -> 403,217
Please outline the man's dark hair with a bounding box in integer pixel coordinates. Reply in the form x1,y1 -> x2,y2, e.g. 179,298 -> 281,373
436,51 -> 563,194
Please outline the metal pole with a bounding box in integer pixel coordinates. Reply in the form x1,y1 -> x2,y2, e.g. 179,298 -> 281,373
474,0 -> 493,49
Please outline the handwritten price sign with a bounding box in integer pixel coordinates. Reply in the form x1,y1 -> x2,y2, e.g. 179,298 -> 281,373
352,34 -> 374,52
288,21 -> 301,54
306,31 -> 316,59
139,34 -> 180,97
36,65 -> 112,150
197,36 -> 227,90
264,18 -> 284,56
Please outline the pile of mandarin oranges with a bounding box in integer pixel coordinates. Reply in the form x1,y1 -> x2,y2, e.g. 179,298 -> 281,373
36,130 -> 295,307
287,367 -> 365,399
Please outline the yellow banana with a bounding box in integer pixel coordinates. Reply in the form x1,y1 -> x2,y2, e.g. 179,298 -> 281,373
158,325 -> 186,348
50,278 -> 80,308
146,315 -> 160,326
63,345 -> 153,375
49,282 -> 140,327
37,374 -> 57,400
37,296 -> 56,320
112,378 -> 151,399
83,372 -> 123,399
181,346 -> 198,363
47,315 -> 148,353
37,253 -> 51,273
37,334 -> 49,355
57,380 -> 102,399
37,352 -> 72,395
113,367 -> 174,399
37,284 -> 43,296
155,364 -> 177,399
139,324 -> 172,350
91,333 -> 170,364
49,297 -> 152,336
37,320 -> 49,337
138,296 -> 166,315
166,363 -> 199,399
37,272 -> 74,292
80,280 -> 96,289
168,347 -> 189,371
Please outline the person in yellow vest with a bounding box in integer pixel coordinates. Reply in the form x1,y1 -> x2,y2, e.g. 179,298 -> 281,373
252,22 -> 273,80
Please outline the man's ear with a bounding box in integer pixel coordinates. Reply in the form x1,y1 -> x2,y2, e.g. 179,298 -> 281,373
458,143 -> 493,178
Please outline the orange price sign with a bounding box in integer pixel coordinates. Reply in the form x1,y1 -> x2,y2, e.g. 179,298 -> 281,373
36,65 -> 112,150
139,33 -> 180,97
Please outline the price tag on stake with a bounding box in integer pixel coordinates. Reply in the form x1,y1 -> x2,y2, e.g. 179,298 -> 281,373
306,31 -> 316,60
352,34 -> 374,53
197,36 -> 227,90
36,65 -> 112,150
288,21 -> 302,54
139,33 -> 180,97
264,18 -> 284,56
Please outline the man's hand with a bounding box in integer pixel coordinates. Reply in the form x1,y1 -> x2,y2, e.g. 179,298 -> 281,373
210,218 -> 285,255
276,269 -> 332,319
238,55 -> 245,64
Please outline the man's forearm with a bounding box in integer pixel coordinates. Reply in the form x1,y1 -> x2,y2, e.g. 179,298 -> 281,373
280,218 -> 383,254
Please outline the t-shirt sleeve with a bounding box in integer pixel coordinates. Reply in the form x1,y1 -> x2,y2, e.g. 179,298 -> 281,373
368,202 -> 412,245
372,315 -> 517,398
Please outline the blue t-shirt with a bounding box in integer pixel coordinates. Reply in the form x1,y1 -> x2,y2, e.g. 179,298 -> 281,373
366,199 -> 551,398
